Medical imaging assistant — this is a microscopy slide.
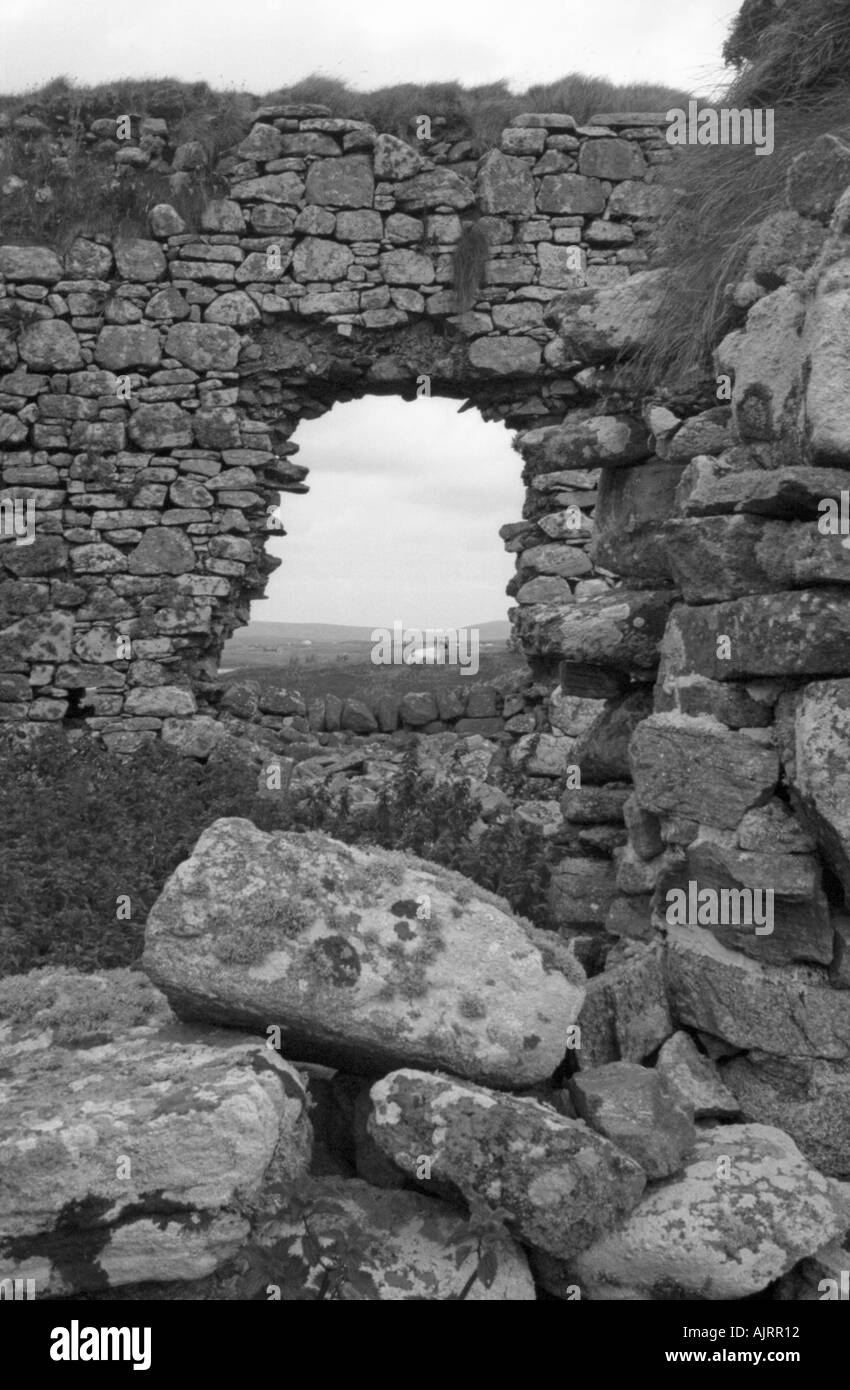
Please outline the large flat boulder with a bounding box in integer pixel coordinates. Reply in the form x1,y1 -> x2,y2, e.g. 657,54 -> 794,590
0,967 -> 311,1297
143,818 -> 585,1087
368,1069 -> 646,1260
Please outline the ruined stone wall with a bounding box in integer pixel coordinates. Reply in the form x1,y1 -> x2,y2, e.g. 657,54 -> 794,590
510,133 -> 850,1189
0,104 -> 673,750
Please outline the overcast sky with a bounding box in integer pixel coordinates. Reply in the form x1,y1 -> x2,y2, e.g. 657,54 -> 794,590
2,0 -> 739,626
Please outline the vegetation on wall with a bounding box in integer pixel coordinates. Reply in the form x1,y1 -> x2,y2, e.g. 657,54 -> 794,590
631,0 -> 850,391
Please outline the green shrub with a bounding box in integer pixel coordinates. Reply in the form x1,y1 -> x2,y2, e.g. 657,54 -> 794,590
0,729 -> 293,975
0,730 -> 552,979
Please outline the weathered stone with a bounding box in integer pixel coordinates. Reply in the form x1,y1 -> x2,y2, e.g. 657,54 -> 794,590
804,257 -> 850,464
0,967 -> 310,1296
578,139 -> 645,181
476,150 -> 535,216
203,291 -> 261,327
340,697 -> 377,734
127,526 -> 195,575
165,323 -> 241,371
665,407 -> 733,463
369,1069 -> 645,1260
200,199 -> 246,233
143,818 -> 586,1087
549,856 -> 618,927
304,155 -> 374,208
570,689 -> 650,784
538,174 -> 605,215
0,612 -> 73,665
95,325 -> 161,370
0,246 -> 63,282
237,123 -> 283,160
656,1031 -> 739,1120
571,1124 -> 848,1300
515,589 -> 671,677
372,134 -> 425,181
114,238 -> 166,282
662,590 -> 850,682
665,925 -> 850,1060
292,237 -> 353,282
393,169 -> 475,211
723,1053 -> 850,1180
718,286 -> 806,444
230,173 -> 305,204
125,686 -> 196,717
737,799 -> 816,854
545,269 -> 666,363
398,691 -> 439,726
570,1061 -> 695,1179
630,714 -> 778,830
249,1176 -> 534,1299
467,336 -> 541,374
576,944 -> 672,1068
780,680 -> 850,899
128,403 -> 193,450
655,826 -> 833,967
519,415 -> 650,475
18,320 -> 83,371
606,181 -> 669,217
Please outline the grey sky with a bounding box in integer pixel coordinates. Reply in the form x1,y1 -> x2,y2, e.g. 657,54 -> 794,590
265,397 -> 521,628
2,0 -> 739,624
2,0 -> 736,96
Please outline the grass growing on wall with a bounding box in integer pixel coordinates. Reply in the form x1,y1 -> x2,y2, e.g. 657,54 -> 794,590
629,0 -> 850,390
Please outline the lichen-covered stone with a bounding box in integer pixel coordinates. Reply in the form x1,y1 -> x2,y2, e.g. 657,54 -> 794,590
142,817 -> 585,1087
369,1069 -> 646,1260
249,1176 -> 534,1299
570,1124 -> 848,1300
0,967 -> 311,1297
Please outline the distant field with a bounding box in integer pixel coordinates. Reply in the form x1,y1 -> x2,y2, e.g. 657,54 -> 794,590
219,620 -> 522,700
219,650 -> 524,702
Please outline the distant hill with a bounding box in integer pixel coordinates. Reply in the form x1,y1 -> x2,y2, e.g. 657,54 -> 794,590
224,618 -> 511,648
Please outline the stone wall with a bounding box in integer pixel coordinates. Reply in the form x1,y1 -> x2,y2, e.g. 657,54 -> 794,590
511,133 -> 850,1191
0,103 -> 673,750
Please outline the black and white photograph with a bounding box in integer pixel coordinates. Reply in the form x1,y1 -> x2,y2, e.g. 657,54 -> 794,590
1,0 -> 848,1357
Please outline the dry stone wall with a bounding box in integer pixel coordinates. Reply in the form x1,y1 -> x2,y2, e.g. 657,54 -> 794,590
0,104 -> 673,751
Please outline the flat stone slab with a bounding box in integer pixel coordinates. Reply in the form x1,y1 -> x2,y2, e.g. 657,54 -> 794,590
630,713 -> 779,829
661,590 -> 850,681
0,967 -> 311,1297
514,588 -> 672,676
143,818 -> 585,1088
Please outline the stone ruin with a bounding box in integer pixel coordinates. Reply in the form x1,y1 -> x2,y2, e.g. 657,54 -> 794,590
4,98 -> 850,1301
